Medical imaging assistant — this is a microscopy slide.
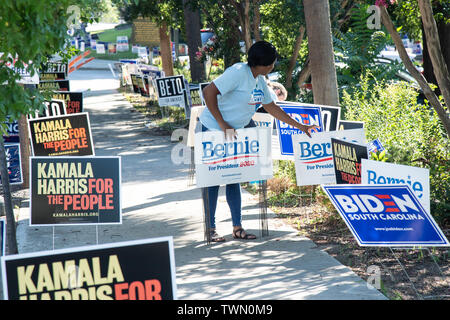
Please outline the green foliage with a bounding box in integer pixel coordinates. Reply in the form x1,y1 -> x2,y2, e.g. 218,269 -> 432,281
342,73 -> 450,223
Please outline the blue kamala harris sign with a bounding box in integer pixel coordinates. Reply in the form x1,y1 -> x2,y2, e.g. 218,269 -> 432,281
322,184 -> 449,247
275,104 -> 323,156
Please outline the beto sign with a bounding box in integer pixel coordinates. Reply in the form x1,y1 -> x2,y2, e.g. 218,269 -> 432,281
322,184 -> 449,247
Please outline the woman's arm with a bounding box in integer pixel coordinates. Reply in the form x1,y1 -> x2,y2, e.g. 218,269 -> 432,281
202,82 -> 236,139
263,101 -> 319,138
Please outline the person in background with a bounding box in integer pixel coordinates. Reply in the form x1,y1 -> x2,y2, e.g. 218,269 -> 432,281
200,41 -> 318,242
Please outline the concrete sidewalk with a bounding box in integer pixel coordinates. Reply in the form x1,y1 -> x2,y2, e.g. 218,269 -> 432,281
9,69 -> 386,300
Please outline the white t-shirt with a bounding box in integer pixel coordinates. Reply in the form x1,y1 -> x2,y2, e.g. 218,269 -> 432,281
199,62 -> 273,130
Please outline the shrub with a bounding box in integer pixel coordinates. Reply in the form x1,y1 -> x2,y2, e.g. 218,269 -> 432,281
342,73 -> 450,224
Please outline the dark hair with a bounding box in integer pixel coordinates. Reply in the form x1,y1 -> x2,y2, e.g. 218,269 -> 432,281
247,41 -> 278,67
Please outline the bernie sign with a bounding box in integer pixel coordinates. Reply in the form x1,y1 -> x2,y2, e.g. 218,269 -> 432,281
322,184 -> 449,247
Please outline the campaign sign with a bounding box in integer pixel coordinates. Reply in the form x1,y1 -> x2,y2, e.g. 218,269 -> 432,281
52,91 -> 83,114
0,143 -> 23,185
293,129 -> 366,186
40,62 -> 68,77
275,104 -> 323,156
155,75 -> 186,107
338,120 -> 364,131
130,74 -> 142,94
0,217 -> 5,256
361,159 -> 430,214
3,117 -> 19,143
30,156 -> 121,226
367,138 -> 385,154
331,138 -> 368,184
28,99 -> 67,120
194,127 -> 272,188
38,80 -> 70,92
1,237 -> 177,300
28,113 -> 94,157
322,184 -> 449,247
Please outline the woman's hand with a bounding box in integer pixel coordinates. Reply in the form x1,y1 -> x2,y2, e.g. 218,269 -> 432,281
219,121 -> 238,140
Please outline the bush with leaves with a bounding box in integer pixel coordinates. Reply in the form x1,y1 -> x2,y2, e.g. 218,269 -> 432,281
342,73 -> 450,224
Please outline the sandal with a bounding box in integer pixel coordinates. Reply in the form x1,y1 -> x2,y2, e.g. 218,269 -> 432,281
209,230 -> 226,242
232,227 -> 257,240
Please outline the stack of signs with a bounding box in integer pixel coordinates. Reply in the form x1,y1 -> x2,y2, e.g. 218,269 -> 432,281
52,91 -> 83,114
39,62 -> 69,92
30,156 -> 121,226
1,237 -> 177,300
292,129 -> 366,186
194,127 -> 272,188
28,113 -> 94,157
155,75 -> 186,109
275,103 -> 323,159
331,138 -> 368,184
322,185 -> 449,247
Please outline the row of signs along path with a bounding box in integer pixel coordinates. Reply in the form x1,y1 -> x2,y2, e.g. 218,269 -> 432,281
8,64 -> 386,300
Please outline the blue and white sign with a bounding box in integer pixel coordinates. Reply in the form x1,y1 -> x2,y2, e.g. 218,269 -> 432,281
194,127 -> 272,188
293,129 -> 366,186
275,104 -> 323,156
322,184 -> 449,247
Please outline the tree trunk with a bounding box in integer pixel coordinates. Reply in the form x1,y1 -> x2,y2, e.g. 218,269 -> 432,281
418,0 -> 450,110
159,21 -> 174,77
303,0 -> 339,106
182,0 -> 205,82
0,136 -> 18,254
379,6 -> 450,138
253,0 -> 261,42
286,25 -> 305,90
18,114 -> 30,189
